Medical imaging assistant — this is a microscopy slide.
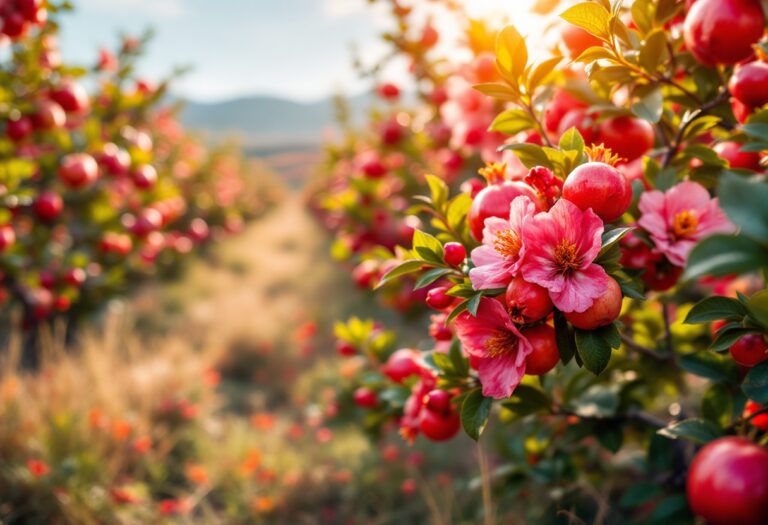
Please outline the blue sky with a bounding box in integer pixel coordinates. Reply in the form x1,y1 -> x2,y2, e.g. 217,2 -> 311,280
58,0 -> 387,102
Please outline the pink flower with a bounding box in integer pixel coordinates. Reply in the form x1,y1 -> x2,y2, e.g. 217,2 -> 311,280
520,198 -> 608,313
638,181 -> 735,267
454,298 -> 532,399
469,196 -> 537,290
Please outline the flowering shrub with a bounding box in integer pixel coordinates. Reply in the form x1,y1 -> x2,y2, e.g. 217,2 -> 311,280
318,0 -> 768,522
0,2 -> 275,341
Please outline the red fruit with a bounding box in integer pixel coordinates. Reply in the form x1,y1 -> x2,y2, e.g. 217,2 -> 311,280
544,89 -> 587,134
383,348 -> 423,383
377,83 -> 400,101
684,0 -> 764,66
6,115 -> 33,141
419,409 -> 460,441
562,162 -> 632,222
565,277 -> 622,329
381,121 -> 404,146
2,12 -> 26,38
18,0 -> 43,22
686,437 -> 768,525
98,143 -> 131,176
730,62 -> 768,108
100,232 -> 132,256
353,387 -> 378,408
63,268 -> 86,287
336,340 -> 356,357
32,100 -> 66,130
557,109 -> 597,145
744,400 -> 768,431
714,141 -> 762,171
188,218 -> 209,242
54,295 -> 71,312
561,24 -> 603,59
39,271 -> 56,289
597,116 -> 655,162
360,154 -> 386,178
28,288 -> 53,320
131,164 -> 157,189
34,191 -> 63,221
424,389 -> 452,415
420,24 -> 439,48
732,98 -> 754,124
729,334 -> 768,367
642,257 -> 683,291
443,242 -> 466,266
58,153 -> 99,188
473,53 -> 498,83
352,260 -> 379,289
0,225 -> 15,251
522,324 -> 559,375
131,209 -> 163,237
49,80 -> 90,113
505,276 -> 553,324
426,287 -> 453,310
468,181 -> 540,241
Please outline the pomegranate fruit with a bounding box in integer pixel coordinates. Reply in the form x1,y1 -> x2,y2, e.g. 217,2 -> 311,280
729,61 -> 768,108
505,275 -> 553,324
729,334 -> 768,367
562,162 -> 632,222
683,0 -> 765,66
522,324 -> 559,375
565,277 -> 622,328
597,116 -> 655,162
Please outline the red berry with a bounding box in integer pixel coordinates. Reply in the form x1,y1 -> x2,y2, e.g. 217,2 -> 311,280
32,100 -> 66,130
188,218 -> 209,242
443,242 -> 466,266
131,209 -> 163,237
506,275 -> 553,324
565,277 -> 622,329
730,62 -> 768,108
544,89 -> 587,134
58,153 -> 99,188
522,324 -> 559,375
597,116 -> 655,162
561,24 -> 603,59
6,115 -> 33,142
98,143 -> 131,176
54,295 -> 71,312
683,0 -> 765,66
744,400 -> 768,431
360,153 -> 386,178
100,232 -> 132,256
0,225 -> 15,251
383,348 -> 423,383
419,408 -> 460,441
49,80 -> 90,113
468,181 -> 540,241
131,164 -> 157,189
687,437 -> 768,525
34,191 -> 63,221
562,162 -> 632,222
381,121 -> 404,146
729,334 -> 768,367
336,340 -> 356,357
420,24 -> 439,48
39,270 -> 56,289
557,109 -> 597,145
351,260 -> 379,289
642,257 -> 683,291
63,268 -> 86,287
424,389 -> 452,415
714,141 -> 762,171
426,286 -> 453,310
353,387 -> 379,408
377,83 -> 400,101
732,97 -> 753,124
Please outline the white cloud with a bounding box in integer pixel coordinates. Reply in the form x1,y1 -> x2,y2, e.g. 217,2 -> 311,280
78,0 -> 186,18
322,0 -> 365,18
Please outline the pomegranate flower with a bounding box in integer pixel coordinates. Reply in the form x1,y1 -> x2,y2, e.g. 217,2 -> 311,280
520,198 -> 608,313
454,298 -> 532,399
469,196 -> 537,290
638,181 -> 734,267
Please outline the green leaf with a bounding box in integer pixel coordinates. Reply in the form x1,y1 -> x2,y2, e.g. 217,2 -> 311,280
719,172 -> 768,242
560,2 -> 611,39
446,193 -> 472,232
376,259 -> 422,289
461,389 -> 493,440
449,339 -> 470,377
657,418 -> 723,444
631,86 -> 664,123
414,268 -> 453,290
467,292 -> 483,316
684,234 -> 768,280
425,174 -> 449,211
638,29 -> 669,73
684,296 -> 748,324
554,310 -> 576,364
501,384 -> 551,417
710,326 -> 755,352
574,45 -> 615,63
489,108 -> 533,135
412,229 -> 444,263
575,328 -> 613,375
446,298 -> 470,323
527,56 -> 562,90
572,384 -> 619,417
620,482 -> 664,510
499,143 -> 553,169
742,122 -> 768,142
743,361 -> 768,404
496,25 -> 528,81
679,352 -> 738,381
473,83 -> 519,101
702,383 -> 734,428
747,289 -> 768,330
596,424 -> 624,452
599,227 -> 634,258
558,127 -> 585,152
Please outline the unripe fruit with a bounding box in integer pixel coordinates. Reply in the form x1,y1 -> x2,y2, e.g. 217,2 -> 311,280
597,116 -> 654,162
353,387 -> 379,408
383,348 -> 423,383
506,275 -> 553,324
562,162 -> 632,222
419,408 -> 460,441
523,324 -> 559,375
49,80 -> 90,113
468,182 -> 540,240
683,0 -> 765,66
714,141 -> 762,171
34,191 -> 63,221
131,164 -> 157,189
565,277 -> 622,329
729,62 -> 768,108
426,286 -> 453,310
58,153 -> 99,188
729,334 -> 768,367
744,400 -> 768,431
6,115 -> 33,141
0,225 -> 15,251
443,242 -> 466,266
686,437 -> 768,525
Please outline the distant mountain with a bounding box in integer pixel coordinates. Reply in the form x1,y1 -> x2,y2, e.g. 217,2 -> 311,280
179,92 -> 372,148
